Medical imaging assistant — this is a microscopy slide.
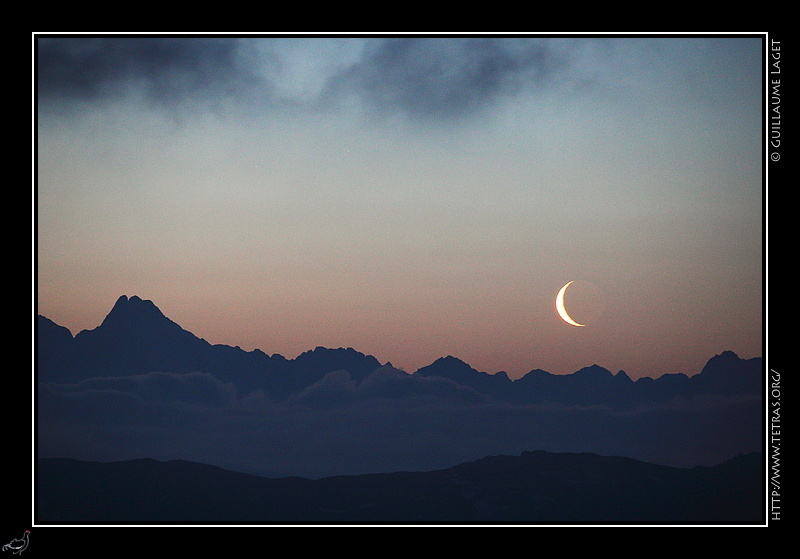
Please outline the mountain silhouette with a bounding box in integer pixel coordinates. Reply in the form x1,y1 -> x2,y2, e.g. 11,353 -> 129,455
510,364 -> 632,407
72,295 -> 217,376
415,355 -> 512,397
37,315 -> 75,382
36,295 -> 764,523
37,295 -> 381,399
37,295 -> 763,406
36,450 -> 763,524
692,350 -> 763,394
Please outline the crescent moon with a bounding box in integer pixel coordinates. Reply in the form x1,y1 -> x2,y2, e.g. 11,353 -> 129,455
556,281 -> 585,327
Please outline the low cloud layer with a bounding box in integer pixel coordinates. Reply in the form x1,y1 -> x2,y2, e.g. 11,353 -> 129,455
37,366 -> 762,479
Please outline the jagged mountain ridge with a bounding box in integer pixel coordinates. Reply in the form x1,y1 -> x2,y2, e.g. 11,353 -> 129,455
36,450 -> 763,523
37,295 -> 762,405
38,295 -> 380,399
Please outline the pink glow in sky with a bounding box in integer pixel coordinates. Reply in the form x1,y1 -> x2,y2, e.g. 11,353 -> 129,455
35,35 -> 763,380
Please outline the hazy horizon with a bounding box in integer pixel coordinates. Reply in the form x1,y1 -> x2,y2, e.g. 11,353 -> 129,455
38,292 -> 758,382
35,34 -> 763,381
37,291 -> 763,480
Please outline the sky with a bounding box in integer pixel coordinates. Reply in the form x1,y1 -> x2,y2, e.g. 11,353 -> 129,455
35,34 -> 764,381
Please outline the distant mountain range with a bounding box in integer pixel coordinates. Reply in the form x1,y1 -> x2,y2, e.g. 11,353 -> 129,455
37,295 -> 763,407
36,450 -> 763,524
35,295 -> 765,524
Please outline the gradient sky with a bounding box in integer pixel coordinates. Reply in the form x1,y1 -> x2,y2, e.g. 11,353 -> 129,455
35,34 -> 764,380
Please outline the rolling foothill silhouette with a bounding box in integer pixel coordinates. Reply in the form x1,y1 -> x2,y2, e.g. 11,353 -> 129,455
36,295 -> 764,524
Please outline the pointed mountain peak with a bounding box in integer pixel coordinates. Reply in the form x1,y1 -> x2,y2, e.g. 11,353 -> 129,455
698,351 -> 745,377
437,355 -> 471,366
414,355 -> 510,394
614,370 -> 633,382
297,346 -> 376,361
520,368 -> 553,378
573,364 -> 613,377
104,295 -> 165,321
695,351 -> 761,395
108,294 -> 161,315
705,350 -> 740,365
88,295 -> 182,339
292,346 -> 383,383
417,355 -> 477,376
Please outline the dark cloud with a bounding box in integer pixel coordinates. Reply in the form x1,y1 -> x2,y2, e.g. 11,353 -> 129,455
36,36 -> 575,121
36,37 -> 259,111
323,37 -> 566,120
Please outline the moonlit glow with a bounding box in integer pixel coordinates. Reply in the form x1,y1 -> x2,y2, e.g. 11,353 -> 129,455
556,281 -> 585,327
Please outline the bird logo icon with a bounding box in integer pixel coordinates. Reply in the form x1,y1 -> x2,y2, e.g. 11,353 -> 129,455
2,531 -> 29,555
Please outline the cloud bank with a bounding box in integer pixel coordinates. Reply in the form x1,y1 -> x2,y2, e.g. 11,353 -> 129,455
37,365 -> 762,480
321,37 -> 566,120
36,36 -> 578,121
37,37 -> 258,109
